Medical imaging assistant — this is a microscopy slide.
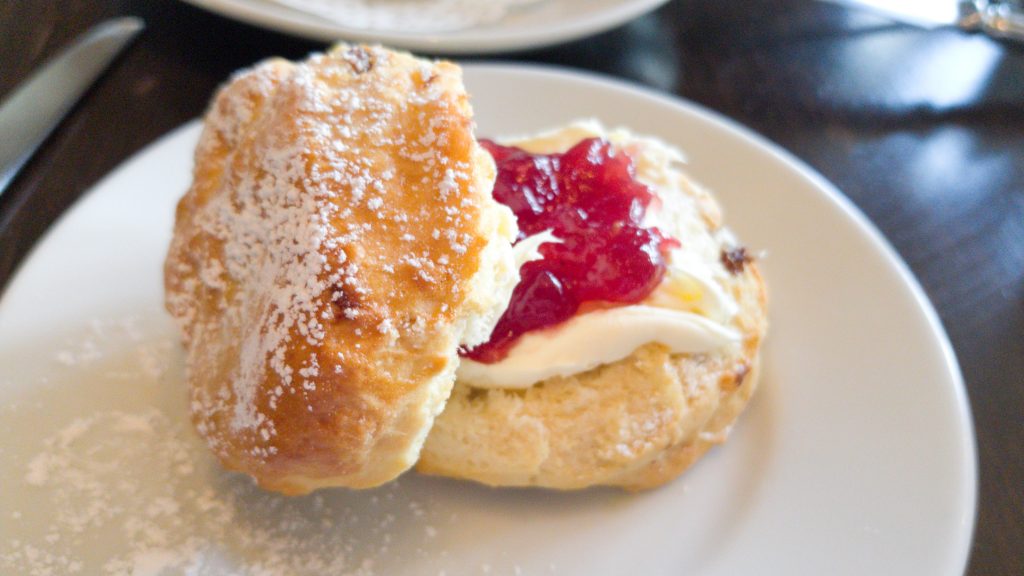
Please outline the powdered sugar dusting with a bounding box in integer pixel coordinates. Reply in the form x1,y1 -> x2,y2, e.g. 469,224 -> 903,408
2,406 -> 445,575
3,319 -> 476,574
165,45 -> 488,467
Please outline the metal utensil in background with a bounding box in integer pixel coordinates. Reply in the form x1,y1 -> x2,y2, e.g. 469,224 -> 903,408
0,17 -> 145,197
830,0 -> 1024,41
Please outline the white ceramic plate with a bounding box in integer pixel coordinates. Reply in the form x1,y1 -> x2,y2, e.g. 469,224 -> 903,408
0,65 -> 976,575
178,0 -> 670,53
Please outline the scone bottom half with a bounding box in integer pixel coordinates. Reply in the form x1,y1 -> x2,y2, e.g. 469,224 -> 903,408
417,123 -> 768,491
164,45 -> 518,495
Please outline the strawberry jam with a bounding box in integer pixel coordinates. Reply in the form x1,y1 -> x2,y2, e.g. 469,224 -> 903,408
461,137 -> 678,363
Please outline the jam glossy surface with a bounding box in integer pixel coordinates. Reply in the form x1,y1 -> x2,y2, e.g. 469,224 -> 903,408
462,138 -> 677,363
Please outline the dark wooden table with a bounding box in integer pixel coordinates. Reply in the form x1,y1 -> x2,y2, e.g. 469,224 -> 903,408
1,0 -> 1021,573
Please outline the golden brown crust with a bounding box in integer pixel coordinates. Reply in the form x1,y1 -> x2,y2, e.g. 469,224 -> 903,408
164,45 -> 515,494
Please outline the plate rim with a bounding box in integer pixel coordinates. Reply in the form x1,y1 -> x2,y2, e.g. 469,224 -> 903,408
177,0 -> 672,53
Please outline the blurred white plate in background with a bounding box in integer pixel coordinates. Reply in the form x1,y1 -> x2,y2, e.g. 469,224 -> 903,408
178,0 -> 671,53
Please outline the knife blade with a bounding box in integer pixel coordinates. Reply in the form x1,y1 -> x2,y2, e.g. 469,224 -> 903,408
828,0 -> 1024,41
0,17 -> 145,196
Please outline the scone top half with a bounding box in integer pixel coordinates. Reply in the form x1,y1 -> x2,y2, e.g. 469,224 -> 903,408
164,45 -> 517,494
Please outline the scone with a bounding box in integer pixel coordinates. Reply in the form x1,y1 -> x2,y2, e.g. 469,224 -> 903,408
417,121 -> 768,490
164,45 -> 518,494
